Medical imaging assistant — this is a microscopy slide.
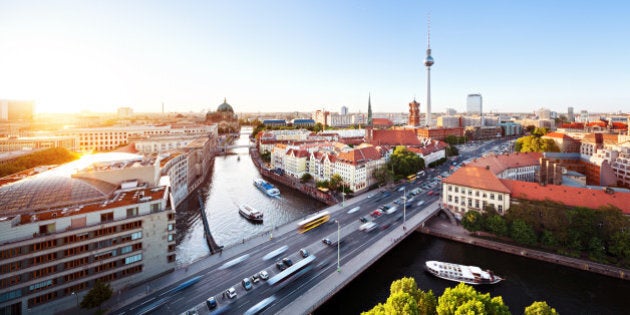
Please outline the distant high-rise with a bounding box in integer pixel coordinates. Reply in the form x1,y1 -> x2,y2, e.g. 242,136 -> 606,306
567,106 -> 574,122
466,94 -> 483,126
445,108 -> 457,115
0,99 -> 34,122
340,106 -> 348,116
424,17 -> 434,127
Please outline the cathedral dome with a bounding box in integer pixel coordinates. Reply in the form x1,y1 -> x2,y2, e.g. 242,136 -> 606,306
217,98 -> 234,113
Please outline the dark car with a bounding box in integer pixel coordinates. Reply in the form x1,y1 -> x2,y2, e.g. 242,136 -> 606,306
206,296 -> 217,310
276,261 -> 286,271
322,238 -> 333,246
359,216 -> 369,223
282,257 -> 293,267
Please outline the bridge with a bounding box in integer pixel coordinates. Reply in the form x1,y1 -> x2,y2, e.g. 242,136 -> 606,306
106,182 -> 449,315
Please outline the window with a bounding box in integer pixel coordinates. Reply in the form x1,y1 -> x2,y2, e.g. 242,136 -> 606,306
490,193 -> 495,200
167,234 -> 174,242
131,232 -> 142,240
100,212 -> 114,222
29,279 -> 53,292
0,289 -> 22,303
167,224 -> 174,231
498,195 -> 503,201
125,254 -> 142,265
151,203 -> 161,213
120,245 -> 132,254
126,207 -> 138,218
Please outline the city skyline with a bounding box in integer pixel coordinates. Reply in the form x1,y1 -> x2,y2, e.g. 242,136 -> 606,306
1,1 -> 629,114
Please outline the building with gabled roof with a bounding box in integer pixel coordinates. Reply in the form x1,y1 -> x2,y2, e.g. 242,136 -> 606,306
442,166 -> 512,214
542,132 -> 580,153
367,129 -> 422,147
334,145 -> 385,191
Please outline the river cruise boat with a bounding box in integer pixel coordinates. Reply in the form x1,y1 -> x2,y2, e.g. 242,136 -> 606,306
254,178 -> 280,197
239,204 -> 263,222
425,260 -> 502,285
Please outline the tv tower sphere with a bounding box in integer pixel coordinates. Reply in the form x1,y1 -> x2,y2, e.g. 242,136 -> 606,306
424,49 -> 434,67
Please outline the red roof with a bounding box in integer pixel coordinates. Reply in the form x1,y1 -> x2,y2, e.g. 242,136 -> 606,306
443,166 -> 511,193
466,152 -> 542,175
501,180 -> 630,214
544,132 -> 574,140
336,146 -> 382,165
372,118 -> 393,127
369,129 -> 421,146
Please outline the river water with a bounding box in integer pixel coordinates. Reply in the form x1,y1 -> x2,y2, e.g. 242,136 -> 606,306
174,128 -> 629,314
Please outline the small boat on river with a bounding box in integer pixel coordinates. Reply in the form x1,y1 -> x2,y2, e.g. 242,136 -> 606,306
254,178 -> 280,197
425,260 -> 502,285
239,204 -> 263,222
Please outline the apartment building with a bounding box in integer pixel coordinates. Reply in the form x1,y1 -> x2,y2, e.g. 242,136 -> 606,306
0,155 -> 176,314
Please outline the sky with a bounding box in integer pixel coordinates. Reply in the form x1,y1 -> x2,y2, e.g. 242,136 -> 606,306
1,1 -> 629,115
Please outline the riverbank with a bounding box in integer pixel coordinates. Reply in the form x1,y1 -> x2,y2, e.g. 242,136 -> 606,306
419,216 -> 630,281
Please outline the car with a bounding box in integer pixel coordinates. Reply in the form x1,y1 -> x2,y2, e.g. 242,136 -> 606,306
206,297 -> 217,310
282,257 -> 293,267
299,248 -> 309,258
367,192 -> 376,198
417,200 -> 425,207
242,278 -> 253,290
322,238 -> 333,246
251,273 -> 260,283
259,270 -> 269,280
371,209 -> 384,218
385,206 -> 398,215
276,261 -> 286,271
226,287 -> 237,299
359,222 -> 378,232
359,216 -> 369,223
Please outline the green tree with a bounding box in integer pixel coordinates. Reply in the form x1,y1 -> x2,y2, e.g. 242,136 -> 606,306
260,151 -> 271,163
510,219 -> 538,246
388,146 -> 424,179
608,229 -> 630,265
372,166 -> 394,186
531,127 -> 548,137
329,173 -> 344,191
462,211 -> 484,232
80,281 -> 113,314
436,283 -> 510,315
312,122 -> 324,133
485,214 -> 508,237
385,291 -> 419,315
300,173 -> 313,183
524,301 -> 558,315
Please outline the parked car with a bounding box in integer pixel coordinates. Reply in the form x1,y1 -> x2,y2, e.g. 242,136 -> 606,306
282,257 -> 293,267
206,297 -> 217,310
251,273 -> 260,283
322,238 -> 333,246
276,261 -> 286,271
242,278 -> 252,290
259,270 -> 269,280
299,249 -> 309,258
226,287 -> 237,299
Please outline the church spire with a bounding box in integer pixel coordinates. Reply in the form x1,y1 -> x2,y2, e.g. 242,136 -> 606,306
367,93 -> 373,127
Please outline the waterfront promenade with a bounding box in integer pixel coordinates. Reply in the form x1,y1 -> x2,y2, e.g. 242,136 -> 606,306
420,216 -> 630,281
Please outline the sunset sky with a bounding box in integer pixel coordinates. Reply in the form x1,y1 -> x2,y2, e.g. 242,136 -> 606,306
1,1 -> 628,114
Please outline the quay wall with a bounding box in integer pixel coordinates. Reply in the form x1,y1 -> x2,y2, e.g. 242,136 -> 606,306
418,220 -> 630,281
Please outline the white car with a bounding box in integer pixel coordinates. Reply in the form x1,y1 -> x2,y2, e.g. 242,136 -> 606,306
385,206 -> 398,215
226,287 -> 237,299
359,222 -> 377,232
259,270 -> 269,280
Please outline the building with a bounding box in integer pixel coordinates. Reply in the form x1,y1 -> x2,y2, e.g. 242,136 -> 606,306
567,107 -> 574,122
437,116 -> 461,128
536,108 -> 552,120
442,166 -> 512,215
414,127 -> 464,141
0,136 -> 79,153
291,119 -> 315,128
466,94 -> 482,117
205,98 -> 239,133
408,100 -> 420,127
0,100 -> 34,123
542,132 -> 581,153
340,106 -> 348,116
0,154 -> 176,314
498,121 -> 522,137
117,107 -> 133,118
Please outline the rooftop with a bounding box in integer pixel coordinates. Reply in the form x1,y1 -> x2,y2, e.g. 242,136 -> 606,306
443,166 -> 511,193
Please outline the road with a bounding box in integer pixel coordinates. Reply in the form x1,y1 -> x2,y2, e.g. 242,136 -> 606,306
111,138 -> 512,315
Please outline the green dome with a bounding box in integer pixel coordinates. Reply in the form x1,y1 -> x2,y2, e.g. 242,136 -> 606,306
217,98 -> 234,113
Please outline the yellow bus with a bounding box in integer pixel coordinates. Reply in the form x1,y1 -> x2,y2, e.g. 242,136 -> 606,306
297,211 -> 330,233
407,174 -> 417,182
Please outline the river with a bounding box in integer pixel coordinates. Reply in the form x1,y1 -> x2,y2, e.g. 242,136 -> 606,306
174,128 -> 629,314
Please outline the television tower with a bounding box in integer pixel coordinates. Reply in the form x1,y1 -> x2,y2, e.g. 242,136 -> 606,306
424,16 -> 434,127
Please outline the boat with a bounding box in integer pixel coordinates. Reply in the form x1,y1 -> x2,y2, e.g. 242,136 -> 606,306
239,204 -> 263,222
253,178 -> 280,197
425,261 -> 502,285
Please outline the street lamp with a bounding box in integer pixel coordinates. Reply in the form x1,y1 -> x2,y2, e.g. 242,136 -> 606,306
341,191 -> 345,207
71,292 -> 78,307
335,220 -> 341,272
403,187 -> 407,229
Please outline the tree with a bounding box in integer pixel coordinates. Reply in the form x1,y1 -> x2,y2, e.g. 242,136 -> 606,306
436,283 -> 510,315
524,301 -> 558,315
329,173 -> 344,191
388,146 -> 424,178
260,151 -> 271,163
385,291 -> 419,315
300,173 -> 313,183
462,211 -> 484,232
485,214 -> 508,237
80,281 -> 113,313
372,166 -> 393,186
510,219 -> 538,246
312,122 -> 324,133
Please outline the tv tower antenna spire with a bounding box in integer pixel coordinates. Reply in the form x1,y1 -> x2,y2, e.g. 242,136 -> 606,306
423,14 -> 434,127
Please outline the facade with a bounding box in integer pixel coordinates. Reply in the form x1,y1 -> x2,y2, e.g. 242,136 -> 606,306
0,136 -> 79,153
334,145 -> 384,192
567,107 -> 574,122
0,155 -> 176,314
542,132 -> 581,153
414,127 -> 464,141
466,94 -> 482,116
442,166 -> 512,215
498,121 -> 522,137
437,116 -> 461,128
408,100 -> 420,127
0,100 -> 34,123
